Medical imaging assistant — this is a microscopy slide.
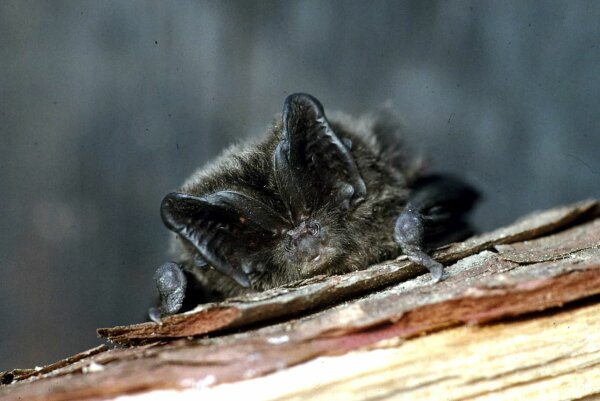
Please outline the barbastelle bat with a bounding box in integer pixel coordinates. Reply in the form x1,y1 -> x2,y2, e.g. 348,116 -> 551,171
150,93 -> 478,320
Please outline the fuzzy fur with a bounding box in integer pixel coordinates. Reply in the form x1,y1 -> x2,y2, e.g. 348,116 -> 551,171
166,101 -> 423,301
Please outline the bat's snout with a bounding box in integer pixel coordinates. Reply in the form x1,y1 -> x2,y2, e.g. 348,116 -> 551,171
286,220 -> 326,263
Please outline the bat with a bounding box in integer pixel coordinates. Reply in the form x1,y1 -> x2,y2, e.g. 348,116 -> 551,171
150,93 -> 478,320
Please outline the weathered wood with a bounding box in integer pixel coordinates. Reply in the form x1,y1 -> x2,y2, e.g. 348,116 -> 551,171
0,345 -> 107,385
182,299 -> 600,401
97,200 -> 599,344
1,200 -> 599,401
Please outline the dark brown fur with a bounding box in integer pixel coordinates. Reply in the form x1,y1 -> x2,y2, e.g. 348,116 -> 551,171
167,108 -> 421,301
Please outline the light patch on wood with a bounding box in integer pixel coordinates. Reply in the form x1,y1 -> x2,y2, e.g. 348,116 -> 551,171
114,301 -> 600,401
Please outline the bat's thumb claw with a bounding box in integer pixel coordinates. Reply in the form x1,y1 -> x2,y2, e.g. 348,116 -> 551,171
404,249 -> 446,283
148,307 -> 163,324
428,261 -> 444,283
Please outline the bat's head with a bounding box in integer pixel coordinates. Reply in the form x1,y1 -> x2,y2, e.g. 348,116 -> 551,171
160,94 -> 404,291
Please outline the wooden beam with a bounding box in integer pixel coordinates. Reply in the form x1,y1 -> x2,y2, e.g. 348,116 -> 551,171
97,200 -> 599,344
186,299 -> 600,401
1,200 -> 599,401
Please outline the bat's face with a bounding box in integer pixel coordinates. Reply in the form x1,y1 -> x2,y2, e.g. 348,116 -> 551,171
160,94 -> 402,291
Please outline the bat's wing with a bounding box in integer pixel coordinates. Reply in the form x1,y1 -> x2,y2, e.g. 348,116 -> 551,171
161,191 -> 288,287
273,93 -> 367,224
408,174 -> 480,247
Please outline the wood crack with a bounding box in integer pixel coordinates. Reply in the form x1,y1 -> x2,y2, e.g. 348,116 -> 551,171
2,199 -> 600,401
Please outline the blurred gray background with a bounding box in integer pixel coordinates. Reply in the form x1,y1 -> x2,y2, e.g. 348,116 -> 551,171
1,0 -> 598,371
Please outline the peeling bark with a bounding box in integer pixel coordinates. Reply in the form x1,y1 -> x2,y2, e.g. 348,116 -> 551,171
1,200 -> 599,401
98,200 -> 599,344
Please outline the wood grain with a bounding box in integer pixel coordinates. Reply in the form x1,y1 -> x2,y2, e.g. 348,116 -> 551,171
1,200 -> 599,401
97,200 -> 599,344
188,299 -> 600,401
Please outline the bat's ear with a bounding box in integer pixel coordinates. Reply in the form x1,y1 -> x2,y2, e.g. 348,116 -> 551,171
274,93 -> 367,223
160,191 -> 287,287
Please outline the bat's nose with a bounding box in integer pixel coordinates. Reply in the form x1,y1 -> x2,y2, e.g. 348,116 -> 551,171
287,220 -> 322,261
294,233 -> 320,260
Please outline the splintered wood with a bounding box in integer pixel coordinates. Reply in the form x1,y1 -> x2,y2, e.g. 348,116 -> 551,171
1,200 -> 599,401
97,199 -> 599,344
153,300 -> 600,401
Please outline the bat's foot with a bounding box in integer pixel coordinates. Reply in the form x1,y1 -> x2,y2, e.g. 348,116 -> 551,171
394,174 -> 480,282
150,261 -> 187,320
394,209 -> 444,282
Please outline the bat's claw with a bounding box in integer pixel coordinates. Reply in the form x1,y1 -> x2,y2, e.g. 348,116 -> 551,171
405,247 -> 445,283
148,307 -> 162,323
422,256 -> 444,283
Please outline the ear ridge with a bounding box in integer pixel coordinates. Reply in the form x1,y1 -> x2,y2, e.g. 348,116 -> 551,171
274,93 -> 367,219
160,191 -> 287,287
273,139 -> 311,223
